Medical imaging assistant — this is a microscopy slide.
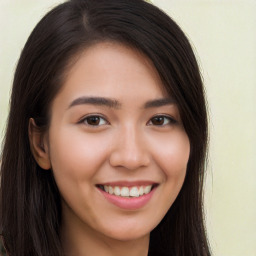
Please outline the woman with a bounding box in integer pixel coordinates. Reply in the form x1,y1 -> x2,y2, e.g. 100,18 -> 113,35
0,0 -> 210,255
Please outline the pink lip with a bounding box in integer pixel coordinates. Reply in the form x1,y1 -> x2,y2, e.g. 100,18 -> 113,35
97,185 -> 157,210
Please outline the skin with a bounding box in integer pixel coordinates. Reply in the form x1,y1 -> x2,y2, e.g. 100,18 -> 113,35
29,42 -> 190,256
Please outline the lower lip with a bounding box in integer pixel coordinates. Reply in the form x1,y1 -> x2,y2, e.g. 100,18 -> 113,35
98,187 -> 156,210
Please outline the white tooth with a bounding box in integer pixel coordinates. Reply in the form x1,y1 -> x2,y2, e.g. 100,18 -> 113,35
144,185 -> 152,194
129,187 -> 139,197
108,186 -> 114,194
104,185 -> 109,193
120,187 -> 129,197
139,186 -> 144,196
114,186 -> 121,196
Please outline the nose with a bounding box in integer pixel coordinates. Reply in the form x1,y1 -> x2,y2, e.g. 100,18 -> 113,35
109,125 -> 150,170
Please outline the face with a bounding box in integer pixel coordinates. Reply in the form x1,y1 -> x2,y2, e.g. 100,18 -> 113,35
37,42 -> 190,242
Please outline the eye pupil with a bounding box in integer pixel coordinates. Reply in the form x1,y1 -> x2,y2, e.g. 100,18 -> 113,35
152,116 -> 164,125
87,116 -> 100,125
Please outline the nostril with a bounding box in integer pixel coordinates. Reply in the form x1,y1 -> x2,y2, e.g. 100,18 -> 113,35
109,150 -> 150,170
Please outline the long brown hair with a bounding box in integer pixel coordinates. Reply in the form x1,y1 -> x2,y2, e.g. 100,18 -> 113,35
0,0 -> 210,255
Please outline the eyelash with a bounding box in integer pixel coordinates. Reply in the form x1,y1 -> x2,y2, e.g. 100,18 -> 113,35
78,114 -> 109,126
147,115 -> 177,126
78,114 -> 177,127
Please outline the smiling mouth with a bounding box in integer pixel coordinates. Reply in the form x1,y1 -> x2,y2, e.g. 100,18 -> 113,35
96,184 -> 158,198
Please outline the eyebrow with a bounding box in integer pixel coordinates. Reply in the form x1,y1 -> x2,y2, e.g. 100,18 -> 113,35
68,96 -> 121,109
68,96 -> 176,109
144,97 -> 176,108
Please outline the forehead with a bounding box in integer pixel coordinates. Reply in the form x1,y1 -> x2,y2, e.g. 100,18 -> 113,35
53,42 -> 170,108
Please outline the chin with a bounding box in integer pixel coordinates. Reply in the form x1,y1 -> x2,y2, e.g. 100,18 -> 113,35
100,223 -> 153,242
108,231 -> 149,242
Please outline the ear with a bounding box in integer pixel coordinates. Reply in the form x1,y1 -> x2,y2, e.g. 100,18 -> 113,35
28,118 -> 51,170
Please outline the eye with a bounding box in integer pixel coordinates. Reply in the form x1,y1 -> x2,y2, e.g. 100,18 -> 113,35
79,115 -> 109,126
148,115 -> 177,126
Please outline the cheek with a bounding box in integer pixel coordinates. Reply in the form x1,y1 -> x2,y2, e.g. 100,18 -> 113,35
152,130 -> 190,178
48,127 -> 111,183
148,130 -> 190,220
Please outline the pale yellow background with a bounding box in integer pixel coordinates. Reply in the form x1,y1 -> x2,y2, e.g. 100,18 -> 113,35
0,1 -> 255,255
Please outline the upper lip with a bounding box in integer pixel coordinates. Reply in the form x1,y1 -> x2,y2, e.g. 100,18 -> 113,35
96,180 -> 158,187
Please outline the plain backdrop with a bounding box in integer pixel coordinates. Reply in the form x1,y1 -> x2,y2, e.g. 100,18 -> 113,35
0,1 -> 255,255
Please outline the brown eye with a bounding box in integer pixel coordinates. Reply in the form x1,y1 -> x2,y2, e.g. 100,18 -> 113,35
87,116 -> 101,125
151,116 -> 165,125
148,115 -> 177,126
80,115 -> 108,126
